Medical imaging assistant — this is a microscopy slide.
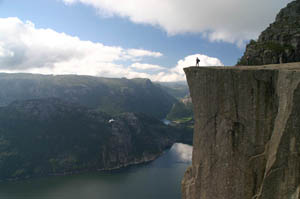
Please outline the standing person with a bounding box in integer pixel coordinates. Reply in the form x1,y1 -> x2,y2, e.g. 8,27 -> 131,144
279,53 -> 284,64
246,56 -> 250,65
196,57 -> 200,66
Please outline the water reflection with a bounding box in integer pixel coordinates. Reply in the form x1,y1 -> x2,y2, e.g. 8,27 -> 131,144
0,143 -> 192,199
170,143 -> 193,163
162,119 -> 171,125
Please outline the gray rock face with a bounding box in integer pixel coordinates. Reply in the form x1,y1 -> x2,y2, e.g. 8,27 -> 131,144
237,0 -> 300,65
182,63 -> 300,199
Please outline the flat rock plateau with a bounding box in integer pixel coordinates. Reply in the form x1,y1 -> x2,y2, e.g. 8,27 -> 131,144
182,63 -> 300,199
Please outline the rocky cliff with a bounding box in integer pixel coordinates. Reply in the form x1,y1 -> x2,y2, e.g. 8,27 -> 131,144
182,63 -> 300,199
0,98 -> 183,181
237,0 -> 300,65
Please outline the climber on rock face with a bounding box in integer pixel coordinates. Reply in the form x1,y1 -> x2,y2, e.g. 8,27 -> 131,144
196,57 -> 200,66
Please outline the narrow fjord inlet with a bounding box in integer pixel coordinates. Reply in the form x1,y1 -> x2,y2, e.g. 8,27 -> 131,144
0,143 -> 192,199
1,0 -> 299,199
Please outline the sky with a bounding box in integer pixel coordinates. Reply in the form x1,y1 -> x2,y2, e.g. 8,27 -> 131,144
0,0 -> 293,82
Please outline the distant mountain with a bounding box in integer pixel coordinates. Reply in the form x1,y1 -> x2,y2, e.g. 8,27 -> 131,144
237,0 -> 300,65
167,96 -> 193,121
0,98 -> 186,181
0,73 -> 176,119
156,81 -> 189,99
157,82 -> 194,134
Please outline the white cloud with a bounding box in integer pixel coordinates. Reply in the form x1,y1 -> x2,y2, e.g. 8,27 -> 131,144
127,49 -> 162,58
0,17 -> 223,82
150,54 -> 224,82
62,0 -> 293,45
63,0 -> 76,4
172,54 -> 223,74
0,43 -> 14,57
130,63 -> 164,70
0,17 -> 162,77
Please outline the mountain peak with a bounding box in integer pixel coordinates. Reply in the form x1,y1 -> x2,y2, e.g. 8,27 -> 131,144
237,0 -> 300,65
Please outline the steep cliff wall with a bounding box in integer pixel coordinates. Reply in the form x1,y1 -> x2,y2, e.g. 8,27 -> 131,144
182,63 -> 300,199
0,98 -> 182,181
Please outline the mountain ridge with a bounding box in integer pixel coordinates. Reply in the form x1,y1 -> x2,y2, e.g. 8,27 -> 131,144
237,0 -> 300,65
0,73 -> 176,119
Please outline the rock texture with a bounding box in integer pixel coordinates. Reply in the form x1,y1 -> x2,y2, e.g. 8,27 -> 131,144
182,63 -> 300,199
0,98 -> 183,181
237,0 -> 300,65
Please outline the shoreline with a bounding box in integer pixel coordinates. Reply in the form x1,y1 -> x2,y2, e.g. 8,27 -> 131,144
0,145 -> 171,183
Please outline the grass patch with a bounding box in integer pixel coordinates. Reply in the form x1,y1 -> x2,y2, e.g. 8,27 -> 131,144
174,117 -> 193,124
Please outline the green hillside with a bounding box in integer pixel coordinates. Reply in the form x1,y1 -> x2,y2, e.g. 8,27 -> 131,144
0,73 -> 176,119
156,81 -> 189,99
0,98 -> 184,181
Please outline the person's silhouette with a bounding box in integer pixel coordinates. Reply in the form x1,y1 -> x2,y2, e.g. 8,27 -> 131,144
196,57 -> 200,66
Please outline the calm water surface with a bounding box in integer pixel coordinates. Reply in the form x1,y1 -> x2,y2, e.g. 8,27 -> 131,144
0,143 -> 192,199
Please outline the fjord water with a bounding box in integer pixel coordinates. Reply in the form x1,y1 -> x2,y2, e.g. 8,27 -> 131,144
0,143 -> 192,199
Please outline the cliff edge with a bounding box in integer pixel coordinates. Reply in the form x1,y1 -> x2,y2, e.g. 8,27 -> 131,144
182,63 -> 300,199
